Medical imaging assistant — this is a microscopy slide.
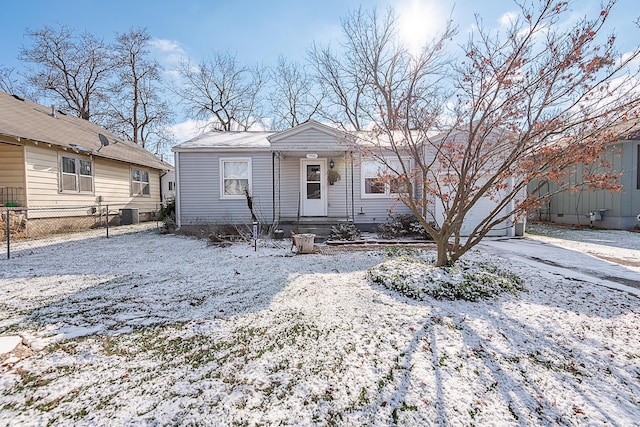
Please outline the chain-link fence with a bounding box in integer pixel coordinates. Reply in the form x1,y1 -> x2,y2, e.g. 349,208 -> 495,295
2,204 -> 161,259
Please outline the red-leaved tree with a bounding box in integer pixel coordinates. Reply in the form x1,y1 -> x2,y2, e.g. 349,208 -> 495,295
314,0 -> 640,266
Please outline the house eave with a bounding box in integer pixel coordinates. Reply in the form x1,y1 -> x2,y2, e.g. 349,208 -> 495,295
172,146 -> 272,153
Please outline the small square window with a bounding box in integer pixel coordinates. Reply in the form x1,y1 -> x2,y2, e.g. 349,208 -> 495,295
361,159 -> 404,198
221,159 -> 251,198
131,168 -> 150,196
60,156 -> 93,193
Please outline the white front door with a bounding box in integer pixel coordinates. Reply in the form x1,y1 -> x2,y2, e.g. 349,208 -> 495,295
301,159 -> 327,216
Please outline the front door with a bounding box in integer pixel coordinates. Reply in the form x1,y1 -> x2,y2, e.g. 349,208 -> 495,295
301,159 -> 327,216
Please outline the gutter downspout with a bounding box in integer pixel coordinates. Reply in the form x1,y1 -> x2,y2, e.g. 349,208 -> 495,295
272,152 -> 276,225
506,176 -> 515,237
350,151 -> 355,223
345,151 -> 348,221
174,152 -> 181,229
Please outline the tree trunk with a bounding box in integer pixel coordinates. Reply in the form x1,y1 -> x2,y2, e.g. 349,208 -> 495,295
435,237 -> 449,267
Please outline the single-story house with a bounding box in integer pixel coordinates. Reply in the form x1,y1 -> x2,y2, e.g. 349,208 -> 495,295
0,91 -> 173,233
531,124 -> 640,229
172,120 -> 521,237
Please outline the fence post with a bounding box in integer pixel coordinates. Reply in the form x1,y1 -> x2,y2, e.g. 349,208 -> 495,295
5,209 -> 9,260
106,205 -> 109,238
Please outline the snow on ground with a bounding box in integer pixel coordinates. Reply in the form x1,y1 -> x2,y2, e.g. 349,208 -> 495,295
0,224 -> 638,426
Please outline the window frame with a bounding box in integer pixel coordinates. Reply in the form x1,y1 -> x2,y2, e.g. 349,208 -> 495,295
131,167 -> 151,197
59,154 -> 94,194
360,158 -> 405,199
220,158 -> 252,200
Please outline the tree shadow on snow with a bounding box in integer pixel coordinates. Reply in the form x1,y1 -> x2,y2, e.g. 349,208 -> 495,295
363,276 -> 640,425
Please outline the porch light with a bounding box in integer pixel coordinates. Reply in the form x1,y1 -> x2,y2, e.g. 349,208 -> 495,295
306,153 -> 318,159
329,159 -> 335,169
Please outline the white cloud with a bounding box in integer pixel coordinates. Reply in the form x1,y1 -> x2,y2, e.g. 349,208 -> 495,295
498,11 -> 518,27
150,38 -> 184,53
150,38 -> 186,65
170,119 -> 209,143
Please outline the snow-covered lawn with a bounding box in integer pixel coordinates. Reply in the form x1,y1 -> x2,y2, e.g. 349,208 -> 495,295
0,225 -> 638,426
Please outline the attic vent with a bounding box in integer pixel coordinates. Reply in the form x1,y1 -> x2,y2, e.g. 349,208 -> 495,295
11,94 -> 25,101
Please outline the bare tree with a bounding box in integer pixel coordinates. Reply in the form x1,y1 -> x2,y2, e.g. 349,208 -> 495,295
19,25 -> 114,121
107,28 -> 174,154
0,66 -> 20,94
315,1 -> 640,266
267,55 -> 324,130
172,52 -> 266,131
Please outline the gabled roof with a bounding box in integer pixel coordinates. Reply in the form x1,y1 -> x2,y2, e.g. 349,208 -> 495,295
172,120 -> 354,152
173,131 -> 274,152
267,119 -> 352,143
0,91 -> 172,171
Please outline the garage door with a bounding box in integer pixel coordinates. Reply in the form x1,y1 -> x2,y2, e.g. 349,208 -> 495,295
434,196 -> 508,236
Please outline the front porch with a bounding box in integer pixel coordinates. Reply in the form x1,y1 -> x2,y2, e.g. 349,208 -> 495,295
271,151 -> 357,228
277,216 -> 352,239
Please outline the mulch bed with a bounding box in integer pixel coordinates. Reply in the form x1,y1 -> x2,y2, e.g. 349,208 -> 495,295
314,240 -> 437,254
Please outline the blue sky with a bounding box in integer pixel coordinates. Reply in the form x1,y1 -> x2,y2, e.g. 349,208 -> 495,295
1,0 -> 638,141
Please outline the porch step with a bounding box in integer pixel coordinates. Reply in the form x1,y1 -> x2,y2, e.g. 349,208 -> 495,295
276,217 -> 356,243
277,222 -> 343,242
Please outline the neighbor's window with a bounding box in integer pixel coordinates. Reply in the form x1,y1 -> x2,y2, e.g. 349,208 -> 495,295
131,168 -> 150,196
361,159 -> 402,197
60,156 -> 93,193
221,158 -> 251,198
168,181 -> 174,191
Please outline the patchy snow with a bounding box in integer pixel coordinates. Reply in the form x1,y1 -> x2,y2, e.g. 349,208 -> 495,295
0,336 -> 21,355
0,224 -> 638,425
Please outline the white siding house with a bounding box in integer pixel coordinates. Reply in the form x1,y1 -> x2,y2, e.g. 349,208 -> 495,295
173,121 -> 415,232
173,120 -> 522,236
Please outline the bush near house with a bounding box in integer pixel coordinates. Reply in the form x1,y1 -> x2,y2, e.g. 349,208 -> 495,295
377,214 -> 436,240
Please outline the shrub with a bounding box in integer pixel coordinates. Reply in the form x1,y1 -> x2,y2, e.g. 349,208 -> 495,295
158,200 -> 176,232
329,223 -> 361,241
367,250 -> 525,302
377,214 -> 435,240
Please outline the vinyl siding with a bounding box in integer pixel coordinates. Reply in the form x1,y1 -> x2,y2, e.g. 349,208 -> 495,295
0,142 -> 25,205
23,144 -> 161,218
632,142 -> 640,218
532,141 -> 640,228
177,151 -> 274,225
270,127 -> 348,152
351,159 -> 413,224
273,155 -> 413,222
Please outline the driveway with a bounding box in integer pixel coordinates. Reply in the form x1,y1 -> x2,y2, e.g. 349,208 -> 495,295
478,225 -> 640,294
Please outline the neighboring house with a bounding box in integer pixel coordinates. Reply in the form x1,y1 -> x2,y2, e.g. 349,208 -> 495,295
160,170 -> 176,206
531,125 -> 640,229
0,91 -> 173,232
173,120 -> 521,236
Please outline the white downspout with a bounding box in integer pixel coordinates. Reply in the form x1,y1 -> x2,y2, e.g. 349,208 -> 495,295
506,176 -> 516,237
174,151 -> 181,229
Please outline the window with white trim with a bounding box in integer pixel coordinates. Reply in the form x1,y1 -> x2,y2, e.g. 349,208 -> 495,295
131,168 -> 150,196
361,159 -> 403,198
60,155 -> 93,193
220,158 -> 251,199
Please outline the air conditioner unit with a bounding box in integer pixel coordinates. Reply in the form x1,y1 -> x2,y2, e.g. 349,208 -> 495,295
120,208 -> 139,225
